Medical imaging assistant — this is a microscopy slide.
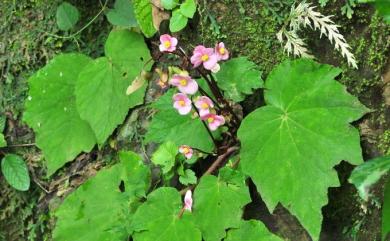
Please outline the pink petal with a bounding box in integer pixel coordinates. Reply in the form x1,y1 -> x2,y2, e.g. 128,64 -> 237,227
178,79 -> 198,95
171,37 -> 178,47
160,34 -> 171,42
159,44 -> 166,52
190,53 -> 203,67
178,105 -> 192,115
184,190 -> 193,211
203,54 -> 218,70
199,108 -> 210,117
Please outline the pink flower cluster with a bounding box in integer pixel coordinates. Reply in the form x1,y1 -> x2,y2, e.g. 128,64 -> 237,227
159,34 -> 228,160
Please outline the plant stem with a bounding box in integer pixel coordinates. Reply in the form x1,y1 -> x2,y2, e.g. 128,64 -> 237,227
179,146 -> 239,195
190,101 -> 218,147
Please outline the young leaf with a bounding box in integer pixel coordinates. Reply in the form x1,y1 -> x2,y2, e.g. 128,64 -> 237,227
133,0 -> 157,37
131,187 -> 201,241
225,220 -> 283,241
215,57 -> 263,102
180,0 -> 196,18
1,154 -> 30,191
0,134 -> 5,147
161,0 -> 179,10
193,174 -> 251,241
53,151 -> 150,241
383,180 -> 390,240
151,141 -> 177,173
169,9 -> 188,32
237,59 -> 368,240
76,30 -> 151,144
349,156 -> 390,201
106,0 -> 138,27
179,169 -> 197,185
145,90 -> 216,153
56,2 -> 80,31
24,54 -> 96,176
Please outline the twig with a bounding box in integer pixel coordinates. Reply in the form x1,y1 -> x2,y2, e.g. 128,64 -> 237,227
6,143 -> 36,147
190,101 -> 218,147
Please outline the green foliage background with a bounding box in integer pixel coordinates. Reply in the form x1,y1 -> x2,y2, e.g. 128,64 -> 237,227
0,0 -> 389,240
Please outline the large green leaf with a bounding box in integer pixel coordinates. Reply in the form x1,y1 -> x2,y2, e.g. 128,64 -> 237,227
225,220 -> 283,241
56,2 -> 80,31
193,172 -> 251,241
24,54 -> 96,176
145,90 -> 216,153
180,0 -> 196,18
1,154 -> 30,191
376,0 -> 390,24
133,0 -> 157,37
76,30 -> 151,144
383,180 -> 390,240
237,59 -> 368,240
131,187 -> 201,241
215,57 -> 263,102
151,141 -> 177,174
53,151 -> 150,241
349,156 -> 390,201
106,0 -> 138,27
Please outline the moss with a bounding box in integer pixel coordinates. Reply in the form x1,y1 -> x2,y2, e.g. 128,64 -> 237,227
379,130 -> 390,155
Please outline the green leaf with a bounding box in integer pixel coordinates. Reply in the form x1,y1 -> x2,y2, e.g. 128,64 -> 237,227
376,0 -> 390,24
349,156 -> 390,201
151,141 -> 177,173
145,90 -> 216,153
1,154 -> 30,191
180,0 -> 196,18
237,59 -> 368,240
76,30 -> 151,144
24,54 -> 96,176
215,57 -> 263,102
0,134 -> 5,147
225,220 -> 283,241
169,9 -> 188,32
383,180 -> 390,240
56,2 -> 80,31
179,169 -> 197,185
162,0 -> 179,10
106,0 -> 138,27
131,187 -> 201,241
133,0 -> 157,37
53,151 -> 150,241
193,174 -> 250,241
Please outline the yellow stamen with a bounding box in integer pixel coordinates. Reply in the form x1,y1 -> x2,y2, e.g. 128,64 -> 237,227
219,47 -> 225,55
201,103 -> 209,109
182,147 -> 189,154
179,79 -> 187,86
201,54 -> 209,62
164,41 -> 171,48
178,100 -> 185,106
207,117 -> 214,123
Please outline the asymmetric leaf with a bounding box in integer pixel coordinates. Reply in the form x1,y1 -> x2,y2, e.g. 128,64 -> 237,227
180,0 -> 196,18
131,187 -> 201,241
349,155 -> 390,201
170,9 -> 188,32
225,220 -> 283,241
145,90 -> 216,153
106,0 -> 138,27
215,57 -> 263,102
56,2 -> 80,31
193,174 -> 251,241
151,141 -> 177,173
161,0 -> 179,10
24,54 -> 96,176
133,0 -> 157,37
1,154 -> 30,191
76,30 -> 151,144
53,151 -> 150,241
238,59 -> 368,240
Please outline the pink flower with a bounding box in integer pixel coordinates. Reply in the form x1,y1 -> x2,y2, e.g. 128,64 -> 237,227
179,145 -> 193,159
201,113 -> 225,131
190,45 -> 218,70
215,42 -> 229,61
184,190 -> 193,212
159,34 -> 178,52
173,93 -> 192,115
195,96 -> 214,117
170,74 -> 198,95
